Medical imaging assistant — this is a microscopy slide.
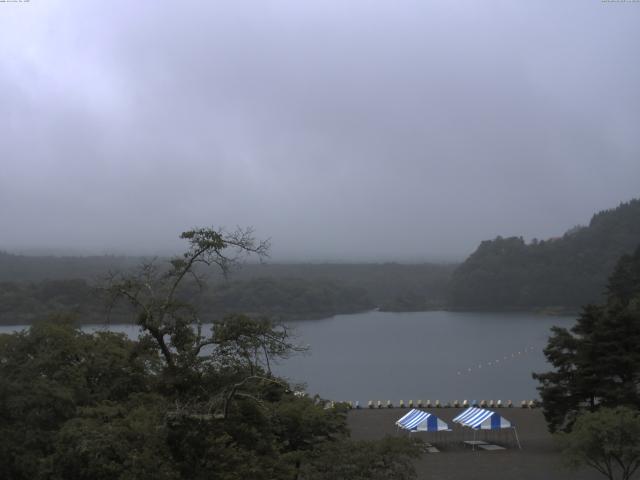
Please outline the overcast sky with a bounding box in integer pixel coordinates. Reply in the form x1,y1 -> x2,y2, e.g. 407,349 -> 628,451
1,1 -> 639,261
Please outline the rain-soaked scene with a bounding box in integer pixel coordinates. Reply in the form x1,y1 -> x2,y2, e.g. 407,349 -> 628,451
1,1 -> 640,479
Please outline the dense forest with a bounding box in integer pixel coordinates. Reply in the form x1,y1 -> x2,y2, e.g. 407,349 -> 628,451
450,199 -> 640,311
0,254 -> 454,324
2,199 -> 639,320
0,253 -> 142,282
0,277 -> 373,325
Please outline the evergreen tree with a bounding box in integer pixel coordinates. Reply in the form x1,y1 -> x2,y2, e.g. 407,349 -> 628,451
534,245 -> 640,432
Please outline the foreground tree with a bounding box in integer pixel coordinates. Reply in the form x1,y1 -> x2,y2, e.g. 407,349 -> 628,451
299,436 -> 421,480
0,227 -> 422,479
559,407 -> 640,480
533,245 -> 640,432
103,226 -> 270,371
0,317 -> 158,480
47,394 -> 179,480
101,227 -> 298,412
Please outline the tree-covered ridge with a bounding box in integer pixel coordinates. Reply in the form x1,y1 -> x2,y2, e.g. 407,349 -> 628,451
0,252 -> 142,282
0,254 -> 454,322
204,277 -> 373,319
0,276 -> 374,325
450,199 -> 640,310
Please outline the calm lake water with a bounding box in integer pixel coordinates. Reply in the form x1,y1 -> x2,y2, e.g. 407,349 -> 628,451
277,310 -> 573,404
0,310 -> 573,403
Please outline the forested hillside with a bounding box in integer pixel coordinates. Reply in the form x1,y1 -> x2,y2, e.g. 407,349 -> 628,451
229,263 -> 455,311
450,199 -> 640,311
0,256 -> 454,323
3,199 -> 638,317
0,277 -> 374,325
0,253 -> 141,282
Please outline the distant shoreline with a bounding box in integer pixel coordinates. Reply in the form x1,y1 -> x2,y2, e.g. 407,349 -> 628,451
0,306 -> 579,328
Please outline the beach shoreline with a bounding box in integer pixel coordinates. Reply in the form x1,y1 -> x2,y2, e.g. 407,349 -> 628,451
347,408 -> 602,480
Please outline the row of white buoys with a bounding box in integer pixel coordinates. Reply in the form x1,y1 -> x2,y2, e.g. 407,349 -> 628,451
355,399 -> 538,409
326,399 -> 539,409
457,346 -> 538,376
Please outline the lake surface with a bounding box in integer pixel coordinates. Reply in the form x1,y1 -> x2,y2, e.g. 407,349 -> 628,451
0,310 -> 573,404
277,310 -> 573,403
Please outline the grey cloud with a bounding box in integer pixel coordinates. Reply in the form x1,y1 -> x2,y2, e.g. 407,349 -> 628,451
1,0 -> 639,260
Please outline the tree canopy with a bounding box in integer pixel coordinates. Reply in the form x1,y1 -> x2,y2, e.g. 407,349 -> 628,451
533,245 -> 640,433
0,227 -> 420,480
558,407 -> 640,480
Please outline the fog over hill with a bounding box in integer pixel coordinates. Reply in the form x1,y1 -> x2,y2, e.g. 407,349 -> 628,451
1,1 -> 640,261
450,199 -> 640,311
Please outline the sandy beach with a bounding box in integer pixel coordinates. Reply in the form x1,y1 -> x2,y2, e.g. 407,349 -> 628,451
347,408 -> 604,480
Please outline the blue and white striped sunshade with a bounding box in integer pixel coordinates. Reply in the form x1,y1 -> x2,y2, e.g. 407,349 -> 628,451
452,407 -> 513,430
396,409 -> 450,432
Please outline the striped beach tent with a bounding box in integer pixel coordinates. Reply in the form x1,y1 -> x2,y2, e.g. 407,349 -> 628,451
452,407 -> 484,425
453,407 -> 512,430
467,411 -> 512,430
396,409 -> 450,432
452,407 -> 521,448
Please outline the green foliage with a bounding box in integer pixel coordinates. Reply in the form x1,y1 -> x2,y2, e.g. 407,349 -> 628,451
271,395 -> 349,453
558,407 -> 640,480
201,277 -> 374,320
0,318 -> 157,480
0,252 -> 143,282
534,246 -> 640,433
0,253 -> 454,324
0,318 -> 359,480
48,395 -> 180,480
0,227 -> 420,479
0,279 -> 102,324
0,276 -> 374,326
450,199 -> 640,310
299,436 -> 421,480
212,314 -> 303,375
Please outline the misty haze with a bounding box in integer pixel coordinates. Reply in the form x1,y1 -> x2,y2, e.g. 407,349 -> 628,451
1,1 -> 639,480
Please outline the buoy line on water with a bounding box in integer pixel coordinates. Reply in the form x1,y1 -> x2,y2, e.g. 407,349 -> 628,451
456,345 -> 537,376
